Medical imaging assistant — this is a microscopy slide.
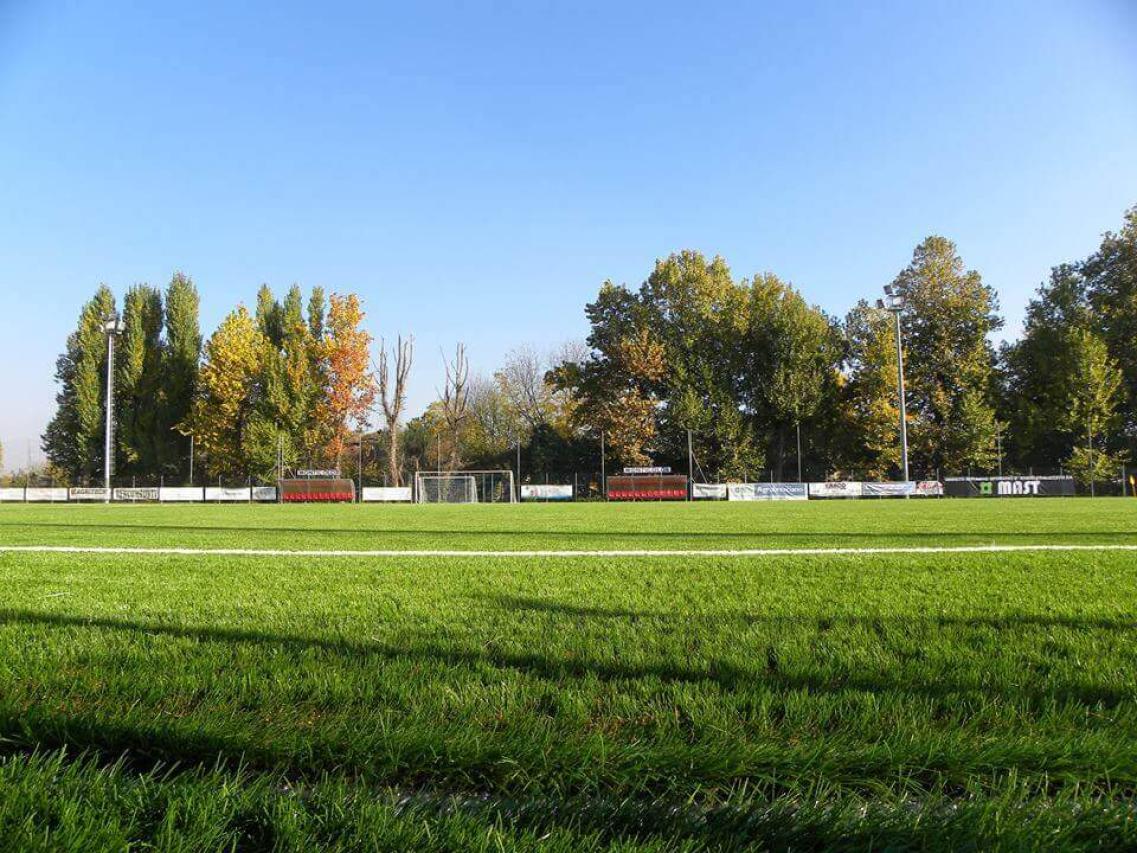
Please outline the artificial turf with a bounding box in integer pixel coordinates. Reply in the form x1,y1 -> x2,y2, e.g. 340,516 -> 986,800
0,500 -> 1135,850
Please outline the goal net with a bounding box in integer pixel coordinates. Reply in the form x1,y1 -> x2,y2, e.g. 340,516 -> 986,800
414,470 -> 516,503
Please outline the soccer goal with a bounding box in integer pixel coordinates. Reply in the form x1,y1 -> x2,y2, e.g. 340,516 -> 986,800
414,470 -> 516,503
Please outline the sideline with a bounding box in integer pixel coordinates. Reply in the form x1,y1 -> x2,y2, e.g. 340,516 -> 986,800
1,544 -> 1136,558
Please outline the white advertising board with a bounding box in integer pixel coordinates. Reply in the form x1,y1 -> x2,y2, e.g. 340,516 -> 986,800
0,488 -> 27,501
520,484 -> 573,501
70,487 -> 110,501
25,488 -> 69,502
915,480 -> 944,497
251,486 -> 278,502
728,483 -> 808,501
205,487 -> 252,502
113,487 -> 160,502
808,481 -> 863,499
159,487 -> 204,502
861,482 -> 915,497
692,483 -> 727,500
361,486 -> 413,502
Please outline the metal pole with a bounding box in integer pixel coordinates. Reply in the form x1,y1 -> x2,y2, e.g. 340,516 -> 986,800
600,431 -> 606,501
1088,414 -> 1095,498
517,437 -> 522,501
795,422 -> 802,483
358,431 -> 363,503
997,427 -> 1003,478
687,428 -> 693,501
104,328 -> 115,503
893,308 -> 909,483
189,434 -> 194,485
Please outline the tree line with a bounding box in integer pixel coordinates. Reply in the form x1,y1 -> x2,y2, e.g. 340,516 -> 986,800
544,207 -> 1134,483
40,204 -> 1136,486
43,278 -> 381,484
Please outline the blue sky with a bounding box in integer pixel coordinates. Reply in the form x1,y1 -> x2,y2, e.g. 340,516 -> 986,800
1,0 -> 1136,468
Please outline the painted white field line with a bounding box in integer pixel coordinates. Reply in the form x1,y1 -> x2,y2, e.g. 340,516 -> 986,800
1,544 -> 1136,559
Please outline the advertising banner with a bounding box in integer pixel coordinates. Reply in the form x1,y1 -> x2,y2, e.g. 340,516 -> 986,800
361,486 -> 412,502
204,487 -> 252,502
113,487 -> 160,502
520,484 -> 573,501
943,476 -> 1076,497
915,480 -> 944,497
159,487 -> 204,502
692,483 -> 727,500
728,483 -> 809,501
861,482 -> 916,497
25,488 -> 69,502
0,488 -> 26,501
69,487 -> 109,501
251,486 -> 278,502
808,481 -> 863,499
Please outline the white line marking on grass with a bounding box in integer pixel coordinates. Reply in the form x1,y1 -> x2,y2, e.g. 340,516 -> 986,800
1,544 -> 1136,559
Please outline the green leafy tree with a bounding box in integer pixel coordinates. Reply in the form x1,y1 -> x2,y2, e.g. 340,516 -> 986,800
890,236 -> 1002,474
1063,329 -> 1126,486
255,284 -> 284,348
307,286 -> 326,341
748,276 -> 839,480
999,264 -> 1090,468
115,284 -> 164,477
1083,206 -> 1137,451
841,302 -> 901,479
245,285 -> 325,477
42,285 -> 117,482
161,273 -> 201,479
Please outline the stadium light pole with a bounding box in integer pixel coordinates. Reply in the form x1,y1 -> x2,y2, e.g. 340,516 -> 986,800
600,430 -> 607,501
102,313 -> 125,503
876,288 -> 909,483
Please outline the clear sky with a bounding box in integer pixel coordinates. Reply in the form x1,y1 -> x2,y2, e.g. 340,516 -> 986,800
1,0 -> 1136,469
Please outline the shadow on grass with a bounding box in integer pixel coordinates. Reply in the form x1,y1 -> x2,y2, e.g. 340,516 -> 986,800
482,594 -> 1137,631
1,607 -> 1133,709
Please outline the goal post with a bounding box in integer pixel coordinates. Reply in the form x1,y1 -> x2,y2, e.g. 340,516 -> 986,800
414,470 -> 516,504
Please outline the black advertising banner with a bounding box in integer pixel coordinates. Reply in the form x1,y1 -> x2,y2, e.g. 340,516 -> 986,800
943,476 -> 1076,497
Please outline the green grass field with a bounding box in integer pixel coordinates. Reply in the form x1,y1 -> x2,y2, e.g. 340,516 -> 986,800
1,500 -> 1135,850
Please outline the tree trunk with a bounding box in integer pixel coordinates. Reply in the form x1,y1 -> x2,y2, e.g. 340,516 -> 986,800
386,428 -> 400,487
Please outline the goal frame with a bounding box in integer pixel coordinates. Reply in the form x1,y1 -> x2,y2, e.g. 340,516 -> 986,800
413,470 -> 517,504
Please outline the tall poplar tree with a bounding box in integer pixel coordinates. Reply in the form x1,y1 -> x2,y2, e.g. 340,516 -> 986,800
115,285 -> 164,477
162,273 -> 201,478
42,285 -> 117,482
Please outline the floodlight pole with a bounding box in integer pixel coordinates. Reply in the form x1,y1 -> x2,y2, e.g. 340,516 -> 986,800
877,292 -> 910,484
600,430 -> 607,501
102,314 -> 124,503
687,429 -> 693,501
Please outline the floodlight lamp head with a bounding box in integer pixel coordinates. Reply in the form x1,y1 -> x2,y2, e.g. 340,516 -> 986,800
103,314 -> 124,335
883,284 -> 894,296
874,298 -> 885,310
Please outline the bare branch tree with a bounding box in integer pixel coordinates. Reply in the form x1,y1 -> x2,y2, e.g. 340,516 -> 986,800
377,334 -> 413,486
441,343 -> 469,470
